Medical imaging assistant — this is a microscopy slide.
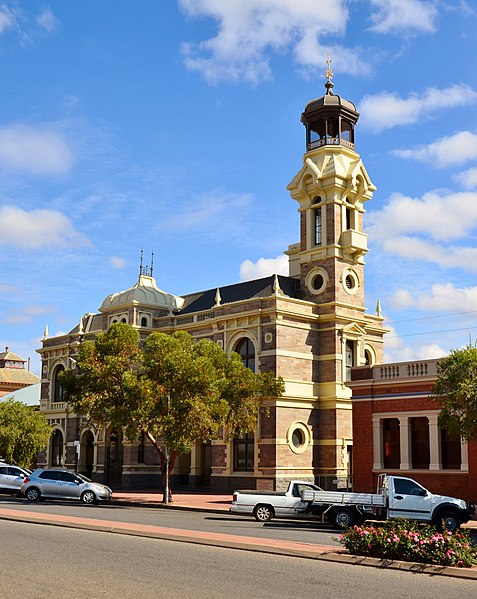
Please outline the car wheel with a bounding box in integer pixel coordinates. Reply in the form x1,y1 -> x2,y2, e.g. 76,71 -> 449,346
253,504 -> 274,522
81,490 -> 96,504
26,487 -> 40,502
331,508 -> 355,529
436,510 -> 459,532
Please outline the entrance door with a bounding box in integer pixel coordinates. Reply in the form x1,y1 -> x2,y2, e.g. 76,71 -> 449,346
107,430 -> 123,486
84,431 -> 94,478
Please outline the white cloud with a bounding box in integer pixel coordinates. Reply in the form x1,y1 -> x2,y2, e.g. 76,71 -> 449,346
0,205 -> 91,249
455,166 -> 477,189
0,124 -> 74,174
394,131 -> 477,167
0,283 -> 17,294
2,305 -> 55,325
367,190 -> 477,272
239,254 -> 289,281
383,324 -> 447,362
157,190 -> 252,235
369,0 -> 438,35
390,282 -> 477,312
368,190 -> 477,242
0,5 -> 14,33
359,84 -> 477,132
179,0 -> 350,84
37,7 -> 59,33
110,256 -> 126,269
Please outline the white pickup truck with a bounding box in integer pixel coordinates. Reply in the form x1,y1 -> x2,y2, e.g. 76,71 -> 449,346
230,475 -> 474,531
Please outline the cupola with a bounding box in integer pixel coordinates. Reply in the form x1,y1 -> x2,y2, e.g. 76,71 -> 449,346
301,55 -> 359,152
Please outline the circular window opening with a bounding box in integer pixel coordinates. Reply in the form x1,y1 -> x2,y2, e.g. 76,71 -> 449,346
291,428 -> 305,449
312,274 -> 324,291
312,195 -> 322,205
345,275 -> 355,290
287,422 -> 310,454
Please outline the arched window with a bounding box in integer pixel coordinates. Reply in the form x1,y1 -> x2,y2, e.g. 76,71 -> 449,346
121,318 -> 127,323
235,338 -> 255,371
141,316 -> 148,327
53,365 -> 65,403
51,429 -> 64,467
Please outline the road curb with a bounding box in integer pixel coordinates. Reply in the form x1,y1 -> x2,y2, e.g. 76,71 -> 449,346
1,509 -> 476,579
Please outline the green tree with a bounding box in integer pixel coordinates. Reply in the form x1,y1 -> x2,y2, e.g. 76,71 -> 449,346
0,399 -> 51,468
61,324 -> 283,501
431,344 -> 477,439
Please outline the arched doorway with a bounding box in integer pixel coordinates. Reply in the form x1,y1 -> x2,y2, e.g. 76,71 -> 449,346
82,430 -> 95,478
51,429 -> 64,467
107,430 -> 123,486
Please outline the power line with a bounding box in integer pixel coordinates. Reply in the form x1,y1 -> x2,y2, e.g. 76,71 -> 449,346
387,325 -> 477,339
385,309 -> 477,326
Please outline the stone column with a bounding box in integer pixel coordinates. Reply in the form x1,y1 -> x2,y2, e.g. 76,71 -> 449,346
428,414 -> 441,470
399,416 -> 411,470
372,417 -> 382,469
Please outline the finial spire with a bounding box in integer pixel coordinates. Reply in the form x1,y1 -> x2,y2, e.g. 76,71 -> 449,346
325,51 -> 334,95
139,249 -> 154,277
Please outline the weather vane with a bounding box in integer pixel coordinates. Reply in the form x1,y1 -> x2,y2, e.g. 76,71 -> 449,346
325,52 -> 334,94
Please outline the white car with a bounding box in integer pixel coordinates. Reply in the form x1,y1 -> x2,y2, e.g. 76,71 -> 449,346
0,462 -> 31,494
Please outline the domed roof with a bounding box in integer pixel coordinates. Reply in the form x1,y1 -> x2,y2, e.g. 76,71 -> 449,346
99,274 -> 184,313
302,91 -> 357,117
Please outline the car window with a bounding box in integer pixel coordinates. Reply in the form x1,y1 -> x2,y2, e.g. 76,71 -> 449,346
59,472 -> 77,483
394,478 -> 425,496
0,467 -> 7,475
7,468 -> 21,476
39,471 -> 60,480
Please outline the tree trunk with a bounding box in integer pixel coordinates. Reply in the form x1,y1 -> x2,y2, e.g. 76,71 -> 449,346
145,431 -> 178,503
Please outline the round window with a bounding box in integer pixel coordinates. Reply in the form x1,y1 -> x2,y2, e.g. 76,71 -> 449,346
345,275 -> 355,290
306,268 -> 328,295
286,423 -> 310,454
342,269 -> 359,295
312,274 -> 324,291
291,428 -> 305,449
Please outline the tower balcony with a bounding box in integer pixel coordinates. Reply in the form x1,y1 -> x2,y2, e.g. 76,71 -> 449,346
340,229 -> 368,259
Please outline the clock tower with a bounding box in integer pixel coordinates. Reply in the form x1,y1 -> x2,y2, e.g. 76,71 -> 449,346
286,58 -> 385,481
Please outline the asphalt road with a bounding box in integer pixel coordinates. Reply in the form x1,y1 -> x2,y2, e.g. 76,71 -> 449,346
0,493 -> 342,547
1,519 -> 476,599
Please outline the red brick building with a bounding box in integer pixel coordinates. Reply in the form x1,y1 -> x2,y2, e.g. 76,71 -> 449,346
349,359 -> 477,504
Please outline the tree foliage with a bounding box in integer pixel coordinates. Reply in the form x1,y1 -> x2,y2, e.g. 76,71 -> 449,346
431,344 -> 477,439
0,399 -> 51,468
60,324 -> 284,495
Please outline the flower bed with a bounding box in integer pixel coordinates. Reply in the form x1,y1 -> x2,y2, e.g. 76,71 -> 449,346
338,519 -> 477,568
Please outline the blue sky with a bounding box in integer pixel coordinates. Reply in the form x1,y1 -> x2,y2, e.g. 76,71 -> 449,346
1,0 -> 477,376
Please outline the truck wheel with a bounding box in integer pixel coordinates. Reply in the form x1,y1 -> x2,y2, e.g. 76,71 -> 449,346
253,504 -> 274,522
331,508 -> 355,529
435,510 -> 460,532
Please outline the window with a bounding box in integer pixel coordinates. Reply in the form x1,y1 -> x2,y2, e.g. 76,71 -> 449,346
364,349 -> 374,366
411,417 -> 430,469
51,430 -> 64,467
341,119 -> 353,143
314,208 -> 322,245
383,418 -> 400,469
39,470 -> 60,480
53,365 -> 65,403
291,428 -> 305,449
345,340 -> 356,381
441,428 -> 461,469
141,316 -> 148,327
394,478 -> 426,496
233,432 -> 254,471
59,472 -> 77,483
235,338 -> 255,371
